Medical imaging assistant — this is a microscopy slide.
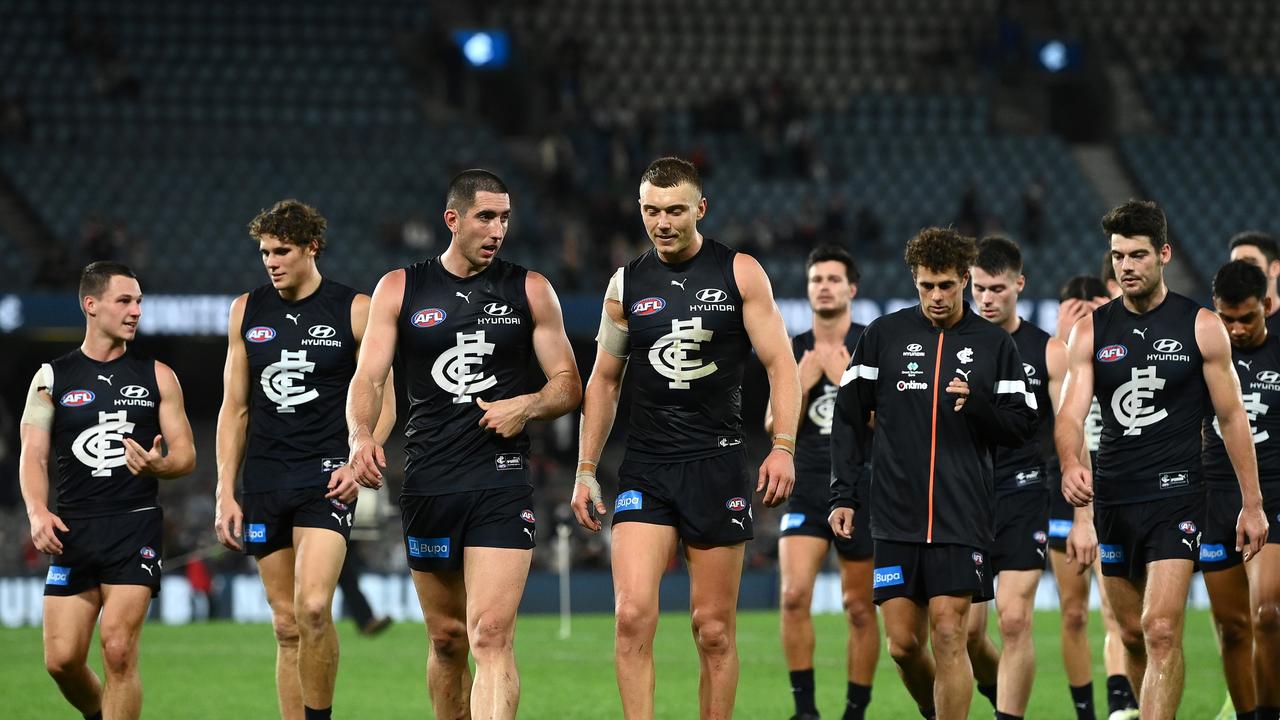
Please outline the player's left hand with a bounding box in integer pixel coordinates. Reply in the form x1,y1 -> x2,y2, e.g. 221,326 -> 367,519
828,507 -> 854,539
325,465 -> 360,504
1065,520 -> 1098,574
820,345 -> 851,385
757,447 -> 795,507
123,434 -> 166,476
945,378 -> 969,412
477,396 -> 532,438
1237,503 -> 1270,561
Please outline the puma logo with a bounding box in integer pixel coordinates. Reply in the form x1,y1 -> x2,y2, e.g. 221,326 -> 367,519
97,374 -> 113,386
1182,537 -> 1194,551
331,512 -> 350,527
456,291 -> 472,302
523,527 -> 534,542
1238,359 -> 1253,371
140,564 -> 154,577
1036,548 -> 1045,559
1132,327 -> 1147,339
955,368 -> 971,381
286,313 -> 301,325
671,279 -> 687,290
730,517 -> 746,529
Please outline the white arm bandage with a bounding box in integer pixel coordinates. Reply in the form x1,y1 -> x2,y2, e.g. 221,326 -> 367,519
596,267 -> 629,358
20,364 -> 54,431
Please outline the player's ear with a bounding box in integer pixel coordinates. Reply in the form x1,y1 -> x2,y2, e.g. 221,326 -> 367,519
696,196 -> 707,220
1266,296 -> 1274,315
443,208 -> 459,234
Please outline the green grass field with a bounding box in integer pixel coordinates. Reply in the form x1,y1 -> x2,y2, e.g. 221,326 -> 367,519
0,609 -> 1230,719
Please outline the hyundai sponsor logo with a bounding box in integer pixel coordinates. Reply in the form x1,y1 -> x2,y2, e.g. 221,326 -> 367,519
780,513 -> 806,531
1259,370 -> 1280,384
614,490 -> 643,512
308,324 -> 336,339
60,389 -> 95,407
1199,543 -> 1228,562
46,566 -> 71,586
1153,338 -> 1183,354
873,565 -> 905,588
407,536 -> 451,559
484,302 -> 513,317
1099,544 -> 1125,563
696,288 -> 727,303
1096,344 -> 1127,362
120,385 -> 150,399
245,326 -> 276,343
411,308 -> 446,328
631,297 -> 666,316
245,524 -> 267,543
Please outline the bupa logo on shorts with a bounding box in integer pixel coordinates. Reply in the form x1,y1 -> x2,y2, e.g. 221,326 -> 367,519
520,509 -> 535,524
484,302 -> 513,317
725,497 -> 748,512
1033,530 -> 1047,544
631,297 -> 666,316
411,308 -> 446,328
245,326 -> 277,343
1178,520 -> 1197,535
408,536 -> 451,559
139,546 -> 157,560
1160,471 -> 1190,490
495,453 -> 524,471
615,490 -> 643,513
1096,345 -> 1128,362
321,457 -> 346,472
308,324 -> 336,339
780,513 -> 806,531
120,385 -> 149,399
60,389 -> 95,407
46,566 -> 71,586
1048,519 -> 1072,538
1099,544 -> 1125,563
245,524 -> 268,543
695,288 -> 727,303
1200,543 -> 1228,562
873,566 -> 905,588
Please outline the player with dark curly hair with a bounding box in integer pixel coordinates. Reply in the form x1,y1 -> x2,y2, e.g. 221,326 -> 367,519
830,227 -> 1037,720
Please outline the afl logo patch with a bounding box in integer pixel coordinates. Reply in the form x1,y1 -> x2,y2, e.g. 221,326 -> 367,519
725,497 -> 748,511
60,390 -> 95,407
308,324 -> 336,339
520,509 -> 535,523
1096,344 -> 1127,362
139,546 -> 157,560
696,288 -> 727,303
1178,520 -> 1197,534
411,308 -> 446,328
631,297 -> 666,316
245,326 -> 276,343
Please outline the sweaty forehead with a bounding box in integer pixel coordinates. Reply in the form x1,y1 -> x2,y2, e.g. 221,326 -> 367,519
639,182 -> 700,207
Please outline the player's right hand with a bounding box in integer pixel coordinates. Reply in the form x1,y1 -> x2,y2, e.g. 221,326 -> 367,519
571,474 -> 606,532
29,508 -> 69,555
215,499 -> 244,552
828,507 -> 854,540
1065,518 -> 1098,573
1061,463 -> 1094,507
797,349 -> 825,392
348,429 -> 386,489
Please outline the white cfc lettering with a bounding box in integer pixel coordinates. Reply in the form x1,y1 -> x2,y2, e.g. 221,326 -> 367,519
1084,397 -> 1104,452
72,410 -> 135,477
809,384 -> 838,435
1112,366 -> 1168,436
1213,391 -> 1269,444
261,350 -> 319,413
650,318 -> 718,389
432,331 -> 497,404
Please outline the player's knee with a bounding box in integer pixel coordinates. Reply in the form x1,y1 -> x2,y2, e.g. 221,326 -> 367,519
429,621 -> 469,663
294,595 -> 333,635
690,612 -> 733,656
614,599 -> 658,641
1253,599 -> 1280,635
886,631 -> 924,663
1060,603 -> 1088,635
1213,609 -> 1253,648
1140,614 -> 1181,656
469,614 -> 514,658
272,613 -> 300,648
781,585 -> 813,616
44,648 -> 86,680
998,605 -> 1033,641
842,594 -> 875,631
930,617 -> 966,652
100,634 -> 137,676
